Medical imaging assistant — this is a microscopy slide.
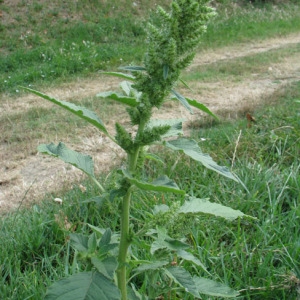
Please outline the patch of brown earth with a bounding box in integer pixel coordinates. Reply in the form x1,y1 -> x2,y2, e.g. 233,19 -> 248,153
1,33 -> 300,213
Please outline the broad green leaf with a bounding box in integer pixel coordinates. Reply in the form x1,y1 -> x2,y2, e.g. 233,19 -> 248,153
101,71 -> 135,81
186,97 -> 219,120
134,260 -> 169,273
171,89 -> 193,114
44,271 -> 121,300
193,276 -> 239,298
91,257 -> 118,280
177,249 -> 207,270
122,170 -> 185,195
119,65 -> 147,72
70,233 -> 89,252
165,138 -> 239,182
147,119 -> 183,138
178,197 -> 245,220
22,87 -> 110,136
38,142 -> 94,177
97,91 -> 138,107
165,266 -> 200,298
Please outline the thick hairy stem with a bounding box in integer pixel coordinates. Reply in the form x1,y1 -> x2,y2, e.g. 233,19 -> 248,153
117,187 -> 132,300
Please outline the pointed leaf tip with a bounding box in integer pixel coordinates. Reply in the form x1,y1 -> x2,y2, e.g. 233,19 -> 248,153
38,142 -> 95,177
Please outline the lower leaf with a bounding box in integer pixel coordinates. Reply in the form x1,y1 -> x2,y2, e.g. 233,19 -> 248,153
45,271 -> 121,300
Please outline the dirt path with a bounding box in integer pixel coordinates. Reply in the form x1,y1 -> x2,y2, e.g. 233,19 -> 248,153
1,33 -> 300,213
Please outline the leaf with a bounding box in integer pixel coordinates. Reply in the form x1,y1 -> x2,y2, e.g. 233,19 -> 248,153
99,229 -> 112,247
21,87 -> 110,136
120,81 -> 132,96
179,78 -> 192,91
171,89 -> 193,114
81,195 -> 107,206
38,142 -> 95,177
119,65 -> 147,72
165,138 -> 239,181
165,267 -> 200,298
134,260 -> 169,273
178,197 -> 245,220
69,233 -> 89,252
88,233 -> 97,253
128,284 -> 145,300
97,91 -> 138,107
153,204 -> 170,215
193,276 -> 239,298
147,119 -> 183,138
101,71 -> 135,81
177,249 -> 207,270
91,257 -> 118,280
44,271 -> 121,300
150,227 -> 189,254
144,153 -> 165,165
186,97 -> 219,120
122,170 -> 185,195
163,64 -> 169,80
171,90 -> 193,114
87,225 -> 106,236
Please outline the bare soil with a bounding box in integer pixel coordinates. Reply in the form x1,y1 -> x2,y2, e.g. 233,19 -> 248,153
1,33 -> 300,213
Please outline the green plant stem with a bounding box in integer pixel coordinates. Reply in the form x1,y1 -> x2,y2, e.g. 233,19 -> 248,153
117,120 -> 147,299
117,186 -> 133,300
89,175 -> 105,193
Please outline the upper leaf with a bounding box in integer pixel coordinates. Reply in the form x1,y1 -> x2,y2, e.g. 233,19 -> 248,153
101,71 -> 135,81
38,142 -> 94,177
44,271 -> 121,300
165,138 -> 239,182
22,87 -> 110,137
186,97 -> 219,120
119,65 -> 147,72
97,91 -> 138,107
171,89 -> 193,114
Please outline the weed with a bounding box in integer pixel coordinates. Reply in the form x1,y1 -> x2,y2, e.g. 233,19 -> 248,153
22,1 -> 251,299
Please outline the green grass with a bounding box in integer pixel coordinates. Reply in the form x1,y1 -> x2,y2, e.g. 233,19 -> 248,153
1,81 -> 299,299
1,1 -> 300,95
184,43 -> 300,82
203,2 -> 300,48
